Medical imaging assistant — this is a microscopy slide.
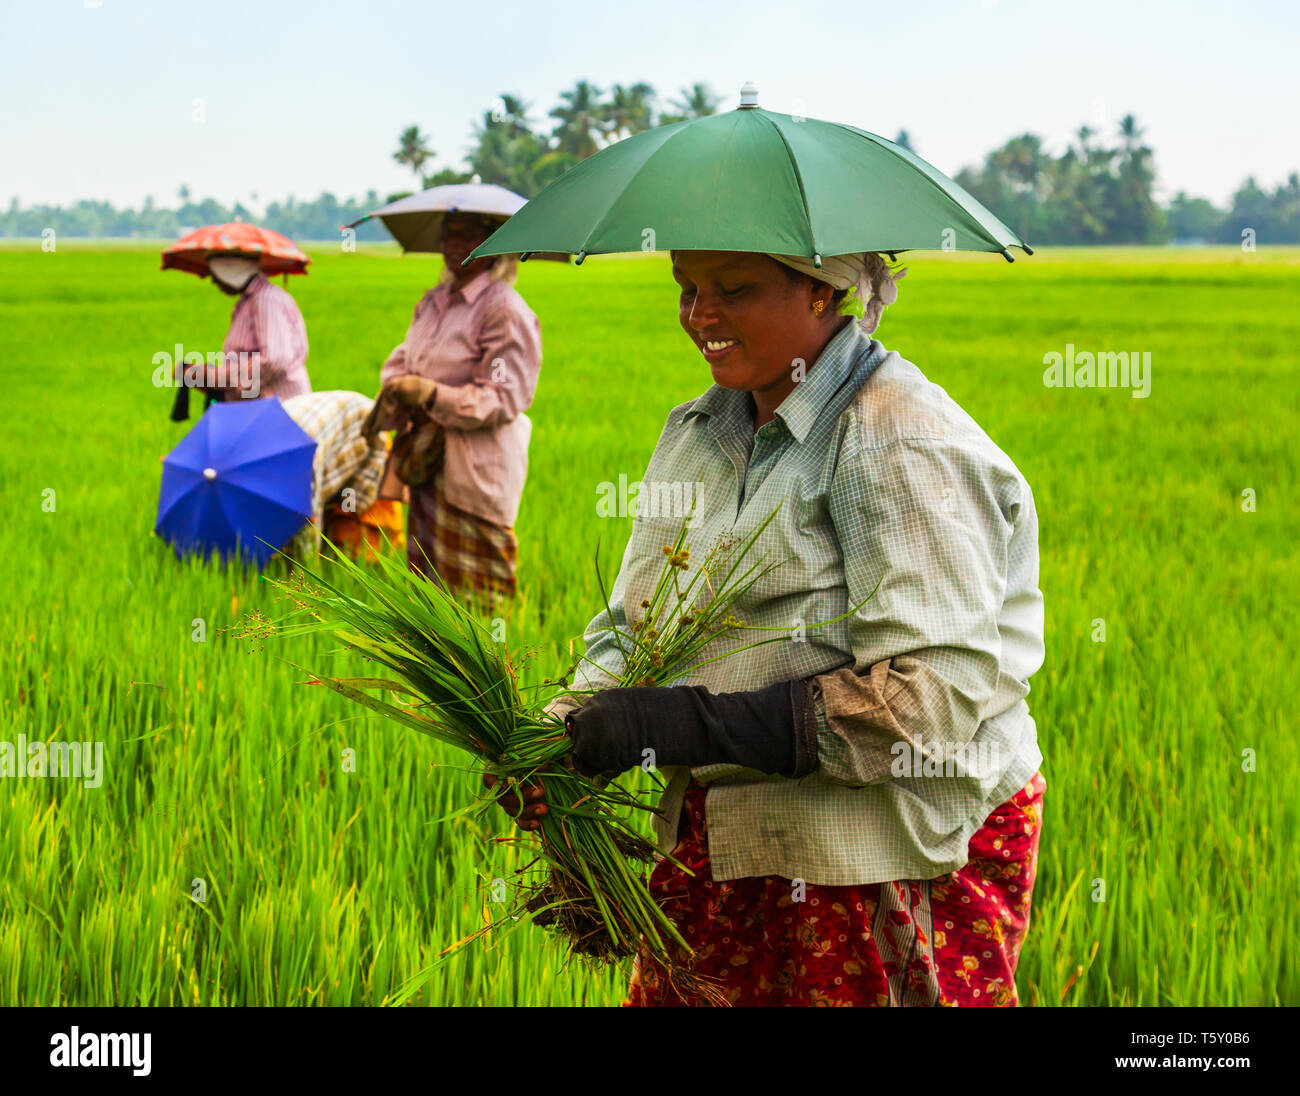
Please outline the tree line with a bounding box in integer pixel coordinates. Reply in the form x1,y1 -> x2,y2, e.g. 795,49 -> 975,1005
953,117 -> 1299,245
4,81 -> 1296,244
1,189 -> 393,244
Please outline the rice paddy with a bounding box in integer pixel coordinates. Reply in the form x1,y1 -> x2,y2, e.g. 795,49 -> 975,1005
3,241 -> 1296,1005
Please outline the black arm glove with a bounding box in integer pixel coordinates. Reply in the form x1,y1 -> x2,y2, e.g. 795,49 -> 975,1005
564,680 -> 819,779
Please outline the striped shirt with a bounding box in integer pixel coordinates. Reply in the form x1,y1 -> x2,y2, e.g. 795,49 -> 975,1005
565,319 -> 1045,885
280,391 -> 387,556
380,271 -> 541,528
219,274 -> 312,401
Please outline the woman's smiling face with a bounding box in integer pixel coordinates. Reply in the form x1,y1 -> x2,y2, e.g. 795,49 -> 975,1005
672,251 -> 838,403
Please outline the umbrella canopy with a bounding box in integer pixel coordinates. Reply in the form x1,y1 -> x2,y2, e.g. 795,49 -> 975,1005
350,182 -> 525,252
161,222 -> 311,277
155,399 -> 316,568
348,182 -> 569,260
469,84 -> 1031,266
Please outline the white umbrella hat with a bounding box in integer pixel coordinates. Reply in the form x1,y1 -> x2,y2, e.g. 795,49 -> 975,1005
349,180 -> 566,259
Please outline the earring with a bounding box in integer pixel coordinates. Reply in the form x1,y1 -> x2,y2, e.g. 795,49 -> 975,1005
812,299 -> 825,314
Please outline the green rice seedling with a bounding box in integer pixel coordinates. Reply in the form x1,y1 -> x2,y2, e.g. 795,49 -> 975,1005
248,504 -> 871,1004
244,514 -> 782,1001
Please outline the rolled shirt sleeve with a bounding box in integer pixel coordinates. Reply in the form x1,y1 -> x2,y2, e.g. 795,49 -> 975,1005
812,428 -> 1028,786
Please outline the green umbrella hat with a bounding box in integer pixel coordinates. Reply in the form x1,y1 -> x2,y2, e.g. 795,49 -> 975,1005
467,83 -> 1032,267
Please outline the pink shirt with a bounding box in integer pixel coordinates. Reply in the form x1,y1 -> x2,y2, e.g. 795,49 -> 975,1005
220,274 -> 312,401
381,272 -> 542,527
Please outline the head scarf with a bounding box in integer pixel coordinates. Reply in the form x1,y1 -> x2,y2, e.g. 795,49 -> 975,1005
766,252 -> 907,334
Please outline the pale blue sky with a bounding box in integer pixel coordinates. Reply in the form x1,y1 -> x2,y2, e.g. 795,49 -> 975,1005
5,0 -> 1296,211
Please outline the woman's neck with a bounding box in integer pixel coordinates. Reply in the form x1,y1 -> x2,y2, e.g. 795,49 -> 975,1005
750,316 -> 852,429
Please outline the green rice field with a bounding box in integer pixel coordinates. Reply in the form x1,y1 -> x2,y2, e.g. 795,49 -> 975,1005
3,241 -> 1297,1005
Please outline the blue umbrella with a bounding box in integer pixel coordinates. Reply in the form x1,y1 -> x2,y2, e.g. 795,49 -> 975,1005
156,399 -> 316,568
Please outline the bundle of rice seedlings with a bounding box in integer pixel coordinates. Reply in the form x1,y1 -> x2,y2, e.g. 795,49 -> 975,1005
236,514 -> 764,994
247,505 -> 870,1003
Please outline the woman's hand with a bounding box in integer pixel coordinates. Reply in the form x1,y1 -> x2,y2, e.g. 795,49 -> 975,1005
482,771 -> 548,832
388,374 -> 438,408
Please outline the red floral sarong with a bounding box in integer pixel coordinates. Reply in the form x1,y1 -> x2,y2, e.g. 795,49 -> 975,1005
625,771 -> 1045,1007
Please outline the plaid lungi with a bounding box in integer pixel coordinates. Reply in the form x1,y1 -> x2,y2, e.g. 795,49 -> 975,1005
407,470 -> 518,601
625,771 -> 1046,1007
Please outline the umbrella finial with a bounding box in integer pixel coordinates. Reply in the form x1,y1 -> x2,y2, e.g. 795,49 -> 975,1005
203,468 -> 217,481
739,82 -> 759,109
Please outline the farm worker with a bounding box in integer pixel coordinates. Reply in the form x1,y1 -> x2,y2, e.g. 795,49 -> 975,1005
492,251 -> 1045,1007
205,254 -> 312,401
372,211 -> 541,602
278,390 -> 391,559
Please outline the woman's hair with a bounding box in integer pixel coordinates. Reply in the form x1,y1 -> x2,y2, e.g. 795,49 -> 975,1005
776,252 -> 904,326
437,253 -> 519,287
489,254 -> 520,284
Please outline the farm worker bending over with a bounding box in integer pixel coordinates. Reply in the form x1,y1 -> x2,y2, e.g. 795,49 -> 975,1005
279,390 -> 395,559
372,211 -> 541,602
205,254 -> 312,401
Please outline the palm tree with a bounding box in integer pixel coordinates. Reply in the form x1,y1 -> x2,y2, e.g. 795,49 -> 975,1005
550,80 -> 608,160
1114,114 -> 1161,242
991,134 -> 1047,196
990,134 -> 1047,243
605,82 -> 656,140
1118,114 -> 1145,154
393,125 -> 434,181
669,82 -> 721,120
1062,124 -> 1120,243
470,110 -> 546,196
494,93 -> 537,140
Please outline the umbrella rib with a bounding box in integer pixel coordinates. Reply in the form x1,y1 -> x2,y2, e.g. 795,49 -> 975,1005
219,478 -> 312,517
218,403 -> 314,467
154,473 -> 208,529
763,112 -> 819,260
224,440 -> 317,474
579,122 -> 691,255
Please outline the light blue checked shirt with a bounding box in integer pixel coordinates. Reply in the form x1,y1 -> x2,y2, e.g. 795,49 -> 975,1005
567,319 -> 1044,885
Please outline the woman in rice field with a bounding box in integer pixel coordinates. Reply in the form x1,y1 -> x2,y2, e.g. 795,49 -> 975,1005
374,211 -> 541,601
205,253 -> 312,400
493,249 -> 1046,1007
